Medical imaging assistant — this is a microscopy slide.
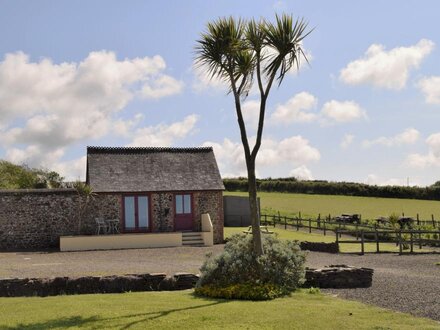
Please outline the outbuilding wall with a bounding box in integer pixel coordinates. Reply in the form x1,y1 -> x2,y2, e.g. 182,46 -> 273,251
0,189 -> 119,250
0,189 -> 224,250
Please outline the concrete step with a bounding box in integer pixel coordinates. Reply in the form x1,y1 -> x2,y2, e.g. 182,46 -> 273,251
182,232 -> 204,246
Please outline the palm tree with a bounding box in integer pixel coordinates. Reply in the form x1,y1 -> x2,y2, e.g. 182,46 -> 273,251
195,14 -> 312,255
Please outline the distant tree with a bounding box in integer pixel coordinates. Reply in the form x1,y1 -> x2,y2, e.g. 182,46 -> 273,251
431,181 -> 440,187
195,14 -> 312,255
0,160 -> 64,189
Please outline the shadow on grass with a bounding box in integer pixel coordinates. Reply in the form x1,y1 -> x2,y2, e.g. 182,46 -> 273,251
1,297 -> 227,330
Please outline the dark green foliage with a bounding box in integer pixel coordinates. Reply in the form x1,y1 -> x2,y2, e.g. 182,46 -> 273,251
194,283 -> 283,300
0,160 -> 64,189
196,234 -> 306,300
223,178 -> 440,201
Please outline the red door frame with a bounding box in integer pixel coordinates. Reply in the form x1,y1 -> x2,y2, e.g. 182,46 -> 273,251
121,194 -> 152,233
174,193 -> 194,231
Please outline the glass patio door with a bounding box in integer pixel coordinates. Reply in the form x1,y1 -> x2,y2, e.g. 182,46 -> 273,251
123,195 -> 149,232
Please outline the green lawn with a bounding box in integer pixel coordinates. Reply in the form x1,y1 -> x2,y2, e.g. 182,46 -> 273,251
0,290 -> 439,329
225,191 -> 440,220
224,227 -> 421,254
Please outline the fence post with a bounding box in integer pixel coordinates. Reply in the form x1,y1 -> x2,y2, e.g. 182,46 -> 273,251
284,216 -> 287,230
355,223 -> 359,240
419,231 -> 422,250
264,214 -> 267,226
338,222 -> 342,238
296,217 -> 299,231
402,212 -> 405,217
317,213 -> 321,228
335,229 -> 339,246
273,215 -> 276,228
361,231 -> 365,255
410,232 -> 414,253
309,218 -> 312,233
375,228 -> 379,253
323,218 -> 326,236
432,214 -> 435,227
417,214 -> 420,226
398,230 -> 403,255
299,211 -> 301,219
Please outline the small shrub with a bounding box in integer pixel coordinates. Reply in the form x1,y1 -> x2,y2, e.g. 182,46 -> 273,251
307,287 -> 321,294
196,234 -> 306,300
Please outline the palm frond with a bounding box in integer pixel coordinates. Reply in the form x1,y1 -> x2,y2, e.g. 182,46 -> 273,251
262,14 -> 312,86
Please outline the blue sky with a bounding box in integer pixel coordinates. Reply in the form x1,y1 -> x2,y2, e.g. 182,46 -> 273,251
1,0 -> 440,186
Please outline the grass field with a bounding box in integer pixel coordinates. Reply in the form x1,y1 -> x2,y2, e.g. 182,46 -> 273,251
224,227 -> 420,253
0,290 -> 439,329
225,191 -> 440,220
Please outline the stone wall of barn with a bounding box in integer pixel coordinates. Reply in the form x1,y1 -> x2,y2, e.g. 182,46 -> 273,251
0,189 -> 120,250
151,192 -> 175,232
0,189 -> 224,250
193,191 -> 224,244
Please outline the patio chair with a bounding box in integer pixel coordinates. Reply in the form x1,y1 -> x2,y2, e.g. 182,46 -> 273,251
95,218 -> 109,235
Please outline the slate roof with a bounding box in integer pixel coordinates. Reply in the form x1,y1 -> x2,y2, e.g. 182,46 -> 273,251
86,146 -> 225,192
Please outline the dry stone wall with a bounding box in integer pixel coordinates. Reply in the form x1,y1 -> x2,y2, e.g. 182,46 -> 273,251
0,189 -> 119,250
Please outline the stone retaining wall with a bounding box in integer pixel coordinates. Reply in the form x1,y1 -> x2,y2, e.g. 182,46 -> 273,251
300,241 -> 339,253
0,273 -> 199,297
304,264 -> 374,288
0,265 -> 373,297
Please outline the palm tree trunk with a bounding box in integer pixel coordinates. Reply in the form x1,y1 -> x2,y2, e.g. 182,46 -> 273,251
247,159 -> 264,256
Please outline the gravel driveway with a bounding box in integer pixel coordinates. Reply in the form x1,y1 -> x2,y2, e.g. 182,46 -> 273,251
0,247 -> 439,322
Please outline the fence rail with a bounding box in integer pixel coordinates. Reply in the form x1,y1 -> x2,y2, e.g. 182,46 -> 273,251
259,213 -> 440,255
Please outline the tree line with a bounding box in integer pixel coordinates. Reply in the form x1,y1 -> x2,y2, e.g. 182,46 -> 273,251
223,177 -> 440,201
0,160 -> 64,189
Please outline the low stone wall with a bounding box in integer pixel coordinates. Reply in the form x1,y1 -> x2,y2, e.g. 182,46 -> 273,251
0,189 -> 119,250
300,241 -> 339,253
0,265 -> 373,297
304,264 -> 374,288
0,273 -> 199,297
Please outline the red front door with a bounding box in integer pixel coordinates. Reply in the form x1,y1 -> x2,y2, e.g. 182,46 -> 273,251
174,193 -> 193,231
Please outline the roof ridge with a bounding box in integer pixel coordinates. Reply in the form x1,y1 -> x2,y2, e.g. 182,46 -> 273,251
87,146 -> 213,154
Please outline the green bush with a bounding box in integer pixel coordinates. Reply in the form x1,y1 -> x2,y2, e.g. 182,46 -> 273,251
194,283 -> 283,300
196,234 -> 306,300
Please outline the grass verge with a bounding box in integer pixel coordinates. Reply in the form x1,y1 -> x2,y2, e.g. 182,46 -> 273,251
0,290 -> 439,329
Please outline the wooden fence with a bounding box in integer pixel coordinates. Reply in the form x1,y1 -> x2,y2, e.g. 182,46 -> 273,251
260,213 -> 440,255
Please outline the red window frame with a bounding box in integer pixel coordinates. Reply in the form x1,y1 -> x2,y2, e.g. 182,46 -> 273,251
121,194 -> 152,233
175,193 -> 192,215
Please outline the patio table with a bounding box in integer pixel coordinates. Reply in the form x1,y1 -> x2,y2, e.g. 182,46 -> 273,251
105,219 -> 120,234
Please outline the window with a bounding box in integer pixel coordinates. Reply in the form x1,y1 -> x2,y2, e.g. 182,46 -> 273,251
123,195 -> 149,232
175,194 -> 191,214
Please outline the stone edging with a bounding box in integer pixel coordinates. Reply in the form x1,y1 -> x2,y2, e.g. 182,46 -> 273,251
0,265 -> 373,297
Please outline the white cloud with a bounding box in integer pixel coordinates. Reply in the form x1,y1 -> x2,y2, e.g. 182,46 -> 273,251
0,51 -> 186,179
205,135 -> 320,177
321,100 -> 367,123
363,128 -> 420,148
340,39 -> 434,90
242,100 -> 260,128
141,75 -> 184,99
417,76 -> 440,104
271,92 -> 318,124
191,63 -> 228,93
340,134 -> 355,149
406,132 -> 440,168
0,51 -> 183,146
289,165 -> 313,180
127,114 -> 199,147
366,174 -> 410,186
